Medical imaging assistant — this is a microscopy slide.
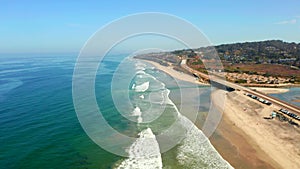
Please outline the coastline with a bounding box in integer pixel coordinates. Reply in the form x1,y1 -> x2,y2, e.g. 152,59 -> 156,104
139,59 -> 290,94
140,59 -> 209,86
211,89 -> 300,169
208,111 -> 277,169
140,59 -> 300,169
249,87 -> 289,94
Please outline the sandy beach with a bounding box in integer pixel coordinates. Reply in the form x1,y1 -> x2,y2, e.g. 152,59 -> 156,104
142,59 -> 300,169
141,60 -> 209,86
212,90 -> 300,169
250,87 -> 289,94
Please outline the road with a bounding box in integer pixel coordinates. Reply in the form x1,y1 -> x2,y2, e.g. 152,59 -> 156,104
181,60 -> 300,116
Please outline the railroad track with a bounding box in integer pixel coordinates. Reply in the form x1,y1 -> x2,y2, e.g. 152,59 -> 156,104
180,60 -> 300,118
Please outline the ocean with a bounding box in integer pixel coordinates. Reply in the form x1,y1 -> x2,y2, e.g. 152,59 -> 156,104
0,53 -> 235,169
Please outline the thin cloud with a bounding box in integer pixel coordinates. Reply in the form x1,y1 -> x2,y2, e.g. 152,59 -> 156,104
275,19 -> 297,25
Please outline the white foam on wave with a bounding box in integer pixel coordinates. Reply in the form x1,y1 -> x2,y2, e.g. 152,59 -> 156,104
176,116 -> 233,169
136,70 -> 146,75
145,78 -> 232,168
136,66 -> 145,71
131,107 -> 143,123
116,128 -> 163,169
139,95 -> 144,99
136,72 -> 157,82
131,84 -> 136,90
135,62 -> 146,71
132,107 -> 142,116
147,89 -> 168,106
134,81 -> 149,92
116,60 -> 232,169
135,69 -> 159,88
163,89 -> 180,108
137,117 -> 143,123
162,89 -> 172,105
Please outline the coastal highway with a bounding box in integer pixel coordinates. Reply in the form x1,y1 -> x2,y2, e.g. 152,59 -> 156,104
180,60 -> 300,116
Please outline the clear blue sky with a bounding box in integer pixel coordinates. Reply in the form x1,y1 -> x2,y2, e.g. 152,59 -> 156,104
1,0 -> 300,53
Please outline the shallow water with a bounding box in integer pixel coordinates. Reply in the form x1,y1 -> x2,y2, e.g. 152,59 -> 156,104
0,53 -> 232,169
270,87 -> 300,107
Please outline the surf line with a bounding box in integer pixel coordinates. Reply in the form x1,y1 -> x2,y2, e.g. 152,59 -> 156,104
116,128 -> 163,169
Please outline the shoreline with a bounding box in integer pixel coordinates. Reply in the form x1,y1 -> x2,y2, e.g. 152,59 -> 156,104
140,59 -> 209,86
211,89 -> 300,169
138,59 -> 290,94
139,58 -> 300,168
249,87 -> 289,94
208,111 -> 277,169
242,83 -> 300,88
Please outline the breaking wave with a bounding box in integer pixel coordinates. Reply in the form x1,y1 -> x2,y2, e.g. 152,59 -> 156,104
116,128 -> 163,169
133,81 -> 150,92
176,116 -> 233,169
131,107 -> 143,123
114,60 -> 232,169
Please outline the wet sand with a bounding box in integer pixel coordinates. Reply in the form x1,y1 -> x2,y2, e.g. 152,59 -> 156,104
211,90 -> 300,169
142,59 -> 300,169
195,97 -> 277,169
141,60 -> 208,86
208,118 -> 276,169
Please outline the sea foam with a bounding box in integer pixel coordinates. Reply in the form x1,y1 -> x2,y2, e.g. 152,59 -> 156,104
139,95 -> 144,99
176,116 -> 233,169
134,81 -> 149,92
116,128 -> 162,169
131,107 -> 143,123
136,70 -> 146,75
135,62 -> 146,71
116,60 -> 232,169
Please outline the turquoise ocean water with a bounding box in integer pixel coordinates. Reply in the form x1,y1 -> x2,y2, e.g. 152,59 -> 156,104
0,53 -> 235,169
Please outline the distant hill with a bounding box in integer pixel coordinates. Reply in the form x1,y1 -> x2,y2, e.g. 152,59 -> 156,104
135,40 -> 300,83
214,40 -> 300,62
171,40 -> 300,67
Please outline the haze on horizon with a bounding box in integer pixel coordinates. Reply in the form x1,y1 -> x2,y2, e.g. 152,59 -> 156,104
0,0 -> 300,54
